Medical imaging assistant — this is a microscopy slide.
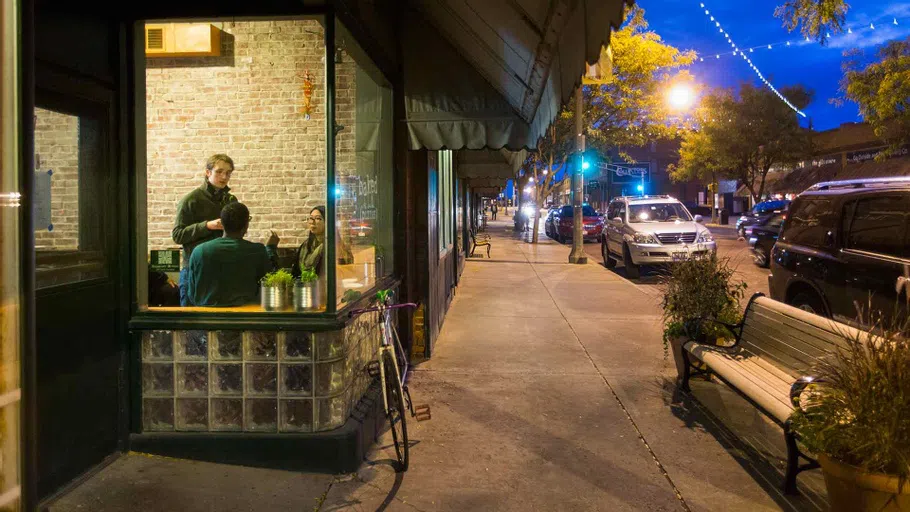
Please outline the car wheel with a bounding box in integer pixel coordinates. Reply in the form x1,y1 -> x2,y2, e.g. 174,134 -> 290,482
753,243 -> 770,268
603,242 -> 616,268
788,292 -> 827,317
623,244 -> 640,279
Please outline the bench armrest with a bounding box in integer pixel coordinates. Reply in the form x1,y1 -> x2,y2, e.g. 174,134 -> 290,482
701,318 -> 744,347
790,376 -> 823,411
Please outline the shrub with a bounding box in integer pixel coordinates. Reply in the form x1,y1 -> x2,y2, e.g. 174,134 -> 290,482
261,269 -> 294,288
297,268 -> 318,284
790,317 -> 910,487
659,254 -> 747,356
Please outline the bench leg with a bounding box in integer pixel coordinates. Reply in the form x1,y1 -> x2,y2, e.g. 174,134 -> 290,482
680,348 -> 692,392
782,422 -> 819,495
783,424 -> 800,494
486,244 -> 491,258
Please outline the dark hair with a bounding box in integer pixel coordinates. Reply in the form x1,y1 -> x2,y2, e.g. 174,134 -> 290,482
221,202 -> 250,235
206,154 -> 234,171
311,205 -> 325,219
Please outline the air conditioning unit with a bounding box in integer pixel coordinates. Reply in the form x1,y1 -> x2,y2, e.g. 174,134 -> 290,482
145,23 -> 221,58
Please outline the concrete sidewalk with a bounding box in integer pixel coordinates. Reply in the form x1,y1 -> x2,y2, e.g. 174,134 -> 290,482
50,220 -> 826,512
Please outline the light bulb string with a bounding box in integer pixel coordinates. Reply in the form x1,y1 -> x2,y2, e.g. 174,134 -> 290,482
696,11 -> 904,60
697,1 -> 808,117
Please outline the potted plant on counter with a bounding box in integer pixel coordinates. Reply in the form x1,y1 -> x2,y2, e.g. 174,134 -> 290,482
790,320 -> 910,511
261,269 -> 294,311
292,268 -> 322,311
660,254 -> 746,378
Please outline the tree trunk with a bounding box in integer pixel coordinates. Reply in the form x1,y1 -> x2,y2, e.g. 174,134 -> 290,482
532,213 -> 540,243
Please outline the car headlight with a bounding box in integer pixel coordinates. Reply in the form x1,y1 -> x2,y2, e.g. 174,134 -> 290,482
627,232 -> 658,244
696,231 -> 714,243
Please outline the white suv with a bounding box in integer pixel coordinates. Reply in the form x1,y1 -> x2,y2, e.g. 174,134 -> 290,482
601,195 -> 716,278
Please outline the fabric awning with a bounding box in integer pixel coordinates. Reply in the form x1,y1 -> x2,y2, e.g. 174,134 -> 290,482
456,149 -> 527,180
404,0 -> 628,151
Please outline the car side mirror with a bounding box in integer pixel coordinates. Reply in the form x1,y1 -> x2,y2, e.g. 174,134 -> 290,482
612,217 -> 623,225
694,214 -> 704,224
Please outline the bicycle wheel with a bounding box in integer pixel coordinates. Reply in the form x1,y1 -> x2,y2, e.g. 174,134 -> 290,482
382,350 -> 409,471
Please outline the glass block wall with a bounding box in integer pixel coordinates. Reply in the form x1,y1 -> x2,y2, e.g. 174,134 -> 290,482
140,310 -> 380,433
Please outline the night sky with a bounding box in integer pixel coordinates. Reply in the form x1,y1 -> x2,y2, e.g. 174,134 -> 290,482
639,0 -> 910,131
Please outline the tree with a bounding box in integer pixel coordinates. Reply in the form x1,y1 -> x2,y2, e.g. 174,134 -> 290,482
584,6 -> 697,159
670,83 -> 813,205
838,38 -> 910,159
775,0 -> 849,45
523,5 -> 696,243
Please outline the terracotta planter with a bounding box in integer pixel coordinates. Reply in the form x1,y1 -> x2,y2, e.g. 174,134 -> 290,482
819,453 -> 910,512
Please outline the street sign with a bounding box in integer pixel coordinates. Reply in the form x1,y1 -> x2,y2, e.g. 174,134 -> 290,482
608,162 -> 650,184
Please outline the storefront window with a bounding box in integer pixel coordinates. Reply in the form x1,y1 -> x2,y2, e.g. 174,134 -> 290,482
333,21 -> 394,307
0,0 -> 21,504
141,17 -> 331,313
33,107 -> 107,289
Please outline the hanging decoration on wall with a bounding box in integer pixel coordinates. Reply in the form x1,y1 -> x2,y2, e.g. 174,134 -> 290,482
300,69 -> 315,120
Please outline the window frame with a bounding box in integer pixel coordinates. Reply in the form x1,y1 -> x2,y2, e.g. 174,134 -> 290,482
129,10 -> 400,328
841,193 -> 910,260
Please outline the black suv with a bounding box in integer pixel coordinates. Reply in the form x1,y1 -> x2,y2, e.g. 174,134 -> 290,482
769,177 -> 910,325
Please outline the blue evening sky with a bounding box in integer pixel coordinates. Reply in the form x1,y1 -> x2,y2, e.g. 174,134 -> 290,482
639,0 -> 910,131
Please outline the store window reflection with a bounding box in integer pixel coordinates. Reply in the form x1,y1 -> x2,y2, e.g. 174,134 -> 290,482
334,22 -> 394,307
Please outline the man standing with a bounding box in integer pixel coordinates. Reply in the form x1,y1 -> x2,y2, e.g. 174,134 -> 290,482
172,154 -> 238,306
491,201 -> 498,220
186,202 -> 280,307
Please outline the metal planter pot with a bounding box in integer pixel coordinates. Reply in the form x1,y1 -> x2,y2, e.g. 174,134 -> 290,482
261,284 -> 288,311
293,280 -> 322,311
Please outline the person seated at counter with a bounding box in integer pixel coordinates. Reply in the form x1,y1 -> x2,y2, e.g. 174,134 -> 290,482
186,202 -> 279,307
291,205 -> 353,278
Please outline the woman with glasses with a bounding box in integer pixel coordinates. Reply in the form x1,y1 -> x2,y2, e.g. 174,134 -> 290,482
292,205 -> 353,278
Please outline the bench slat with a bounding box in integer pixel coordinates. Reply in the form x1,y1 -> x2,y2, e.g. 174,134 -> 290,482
750,303 -> 852,353
686,343 -> 793,423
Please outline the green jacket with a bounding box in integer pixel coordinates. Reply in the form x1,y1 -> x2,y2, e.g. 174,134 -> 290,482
186,237 -> 278,307
172,179 -> 238,264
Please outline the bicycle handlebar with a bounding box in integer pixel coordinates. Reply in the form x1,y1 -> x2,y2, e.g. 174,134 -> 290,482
348,302 -> 418,318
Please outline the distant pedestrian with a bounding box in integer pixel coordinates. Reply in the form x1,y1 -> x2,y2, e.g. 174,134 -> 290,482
491,202 -> 498,220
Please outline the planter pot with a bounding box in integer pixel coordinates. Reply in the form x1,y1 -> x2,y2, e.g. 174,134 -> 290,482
819,454 -> 910,512
293,280 -> 323,311
261,284 -> 287,311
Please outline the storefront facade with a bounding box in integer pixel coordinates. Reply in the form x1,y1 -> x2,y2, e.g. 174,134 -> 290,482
2,0 -> 627,507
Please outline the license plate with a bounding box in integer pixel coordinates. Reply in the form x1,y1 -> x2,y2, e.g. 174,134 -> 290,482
672,252 -> 688,261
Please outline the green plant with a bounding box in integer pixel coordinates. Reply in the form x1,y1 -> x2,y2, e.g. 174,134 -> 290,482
659,254 -> 747,356
261,269 -> 294,288
297,268 -> 318,284
790,316 -> 910,487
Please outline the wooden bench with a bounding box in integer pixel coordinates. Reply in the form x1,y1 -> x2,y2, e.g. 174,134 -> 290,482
679,293 -> 862,494
470,228 -> 491,258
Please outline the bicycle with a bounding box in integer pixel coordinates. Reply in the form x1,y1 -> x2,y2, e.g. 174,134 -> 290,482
349,290 -> 430,472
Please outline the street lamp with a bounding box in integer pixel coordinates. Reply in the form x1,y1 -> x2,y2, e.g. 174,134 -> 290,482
667,83 -> 695,111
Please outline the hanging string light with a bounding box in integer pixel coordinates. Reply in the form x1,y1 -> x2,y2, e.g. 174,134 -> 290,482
697,2 -> 807,117
694,9 -> 905,60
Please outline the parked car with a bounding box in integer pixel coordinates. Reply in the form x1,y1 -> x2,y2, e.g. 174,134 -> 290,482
736,199 -> 790,238
544,207 -> 561,238
601,195 -> 716,278
552,204 -> 603,244
769,177 -> 910,325
748,211 -> 786,267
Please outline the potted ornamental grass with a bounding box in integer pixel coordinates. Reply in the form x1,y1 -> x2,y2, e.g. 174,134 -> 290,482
261,269 -> 294,311
293,267 -> 322,311
659,254 -> 746,378
790,317 -> 910,511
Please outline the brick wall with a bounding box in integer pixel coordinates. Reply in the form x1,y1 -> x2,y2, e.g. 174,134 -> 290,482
146,19 -> 357,253
34,107 -> 79,250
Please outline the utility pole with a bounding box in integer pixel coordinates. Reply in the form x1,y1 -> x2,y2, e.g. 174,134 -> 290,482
568,86 -> 587,264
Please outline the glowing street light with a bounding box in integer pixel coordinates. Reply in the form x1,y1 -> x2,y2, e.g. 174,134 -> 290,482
582,160 -> 590,170
667,83 -> 696,111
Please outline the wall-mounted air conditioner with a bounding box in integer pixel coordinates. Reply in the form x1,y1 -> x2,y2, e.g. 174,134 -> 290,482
145,23 -> 221,58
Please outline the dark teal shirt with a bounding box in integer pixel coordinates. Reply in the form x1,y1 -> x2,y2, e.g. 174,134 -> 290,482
186,237 -> 278,307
